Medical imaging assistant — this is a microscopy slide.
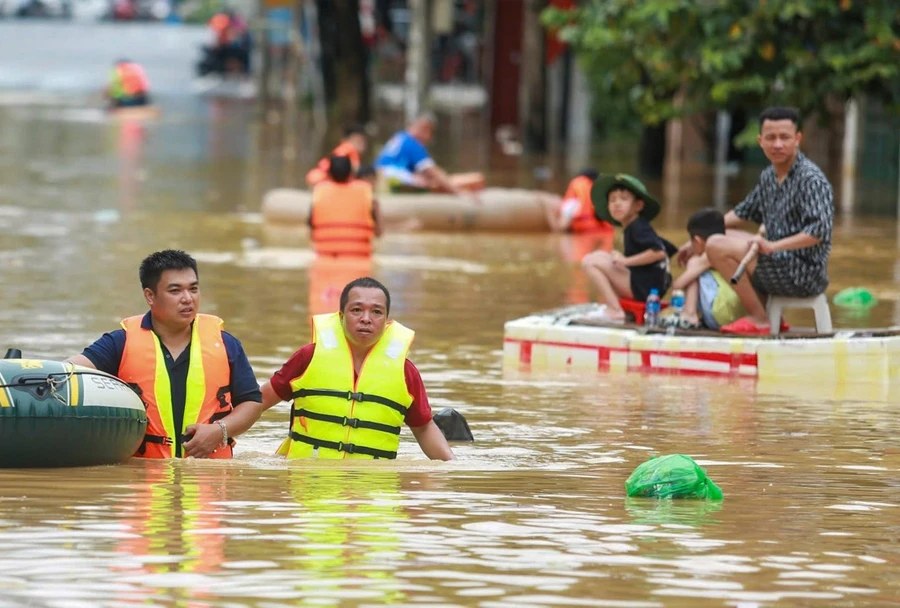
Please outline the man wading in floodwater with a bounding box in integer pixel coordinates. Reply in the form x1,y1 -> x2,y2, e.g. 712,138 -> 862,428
677,106 -> 834,335
260,277 -> 455,461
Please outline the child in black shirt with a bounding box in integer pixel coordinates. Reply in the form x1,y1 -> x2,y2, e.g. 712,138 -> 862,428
581,174 -> 675,322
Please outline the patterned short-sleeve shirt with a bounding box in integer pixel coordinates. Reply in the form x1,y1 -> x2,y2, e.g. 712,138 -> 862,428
733,151 -> 833,297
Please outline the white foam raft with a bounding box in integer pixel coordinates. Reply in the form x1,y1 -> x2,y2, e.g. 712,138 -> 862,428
503,304 -> 900,388
262,187 -> 551,232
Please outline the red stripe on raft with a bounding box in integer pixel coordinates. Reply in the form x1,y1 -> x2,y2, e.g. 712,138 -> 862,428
503,337 -> 758,377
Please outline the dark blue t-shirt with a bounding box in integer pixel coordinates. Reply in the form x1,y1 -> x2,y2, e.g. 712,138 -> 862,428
81,312 -> 261,455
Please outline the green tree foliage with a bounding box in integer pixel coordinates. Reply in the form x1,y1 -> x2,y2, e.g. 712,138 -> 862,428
543,0 -> 900,126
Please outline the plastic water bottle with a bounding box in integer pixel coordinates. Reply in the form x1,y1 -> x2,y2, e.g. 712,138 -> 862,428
667,289 -> 685,335
644,289 -> 661,328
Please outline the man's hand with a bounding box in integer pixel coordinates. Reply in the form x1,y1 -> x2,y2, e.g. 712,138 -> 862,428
750,235 -> 776,255
183,423 -> 225,458
611,250 -> 627,268
676,241 -> 693,267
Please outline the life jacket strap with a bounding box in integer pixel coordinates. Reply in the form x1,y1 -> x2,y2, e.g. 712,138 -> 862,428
291,388 -> 409,416
137,433 -> 172,455
289,432 -> 397,460
292,407 -> 401,435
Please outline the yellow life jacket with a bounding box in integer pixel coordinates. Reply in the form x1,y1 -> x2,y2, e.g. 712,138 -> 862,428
284,312 -> 414,460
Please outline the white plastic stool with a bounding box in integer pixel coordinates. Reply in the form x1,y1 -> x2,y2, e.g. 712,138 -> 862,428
767,294 -> 832,335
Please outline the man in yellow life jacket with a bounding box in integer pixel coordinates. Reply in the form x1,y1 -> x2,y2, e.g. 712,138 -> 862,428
260,277 -> 455,460
67,250 -> 263,459
106,59 -> 151,109
309,155 -> 383,258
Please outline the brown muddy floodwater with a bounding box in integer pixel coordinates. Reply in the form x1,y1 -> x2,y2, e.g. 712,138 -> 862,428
0,98 -> 899,607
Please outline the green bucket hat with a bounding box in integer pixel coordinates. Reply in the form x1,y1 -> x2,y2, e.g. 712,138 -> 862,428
590,173 -> 661,226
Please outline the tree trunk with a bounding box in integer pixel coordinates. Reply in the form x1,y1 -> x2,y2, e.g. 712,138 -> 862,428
316,0 -> 370,125
638,122 -> 667,177
520,0 -> 547,152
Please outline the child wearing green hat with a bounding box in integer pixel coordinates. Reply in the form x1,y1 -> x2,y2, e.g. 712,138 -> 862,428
581,174 -> 676,321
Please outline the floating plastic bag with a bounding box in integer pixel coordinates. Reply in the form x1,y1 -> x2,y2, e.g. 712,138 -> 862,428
625,454 -> 723,500
833,287 -> 877,309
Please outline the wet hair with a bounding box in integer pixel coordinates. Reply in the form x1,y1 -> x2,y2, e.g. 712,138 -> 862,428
328,155 -> 353,183
344,123 -> 366,138
759,106 -> 801,130
340,277 -> 391,315
139,250 -> 198,291
687,208 -> 726,240
577,168 -> 599,181
356,164 -> 376,180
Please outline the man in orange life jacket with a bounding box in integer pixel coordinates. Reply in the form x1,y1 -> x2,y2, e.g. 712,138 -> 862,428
306,124 -> 368,187
309,155 -> 383,257
542,169 -> 614,234
260,277 -> 455,460
66,250 -> 263,459
106,59 -> 151,108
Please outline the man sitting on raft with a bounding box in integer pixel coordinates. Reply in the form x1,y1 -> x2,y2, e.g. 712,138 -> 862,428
676,106 -> 833,335
106,59 -> 151,109
375,112 -> 484,198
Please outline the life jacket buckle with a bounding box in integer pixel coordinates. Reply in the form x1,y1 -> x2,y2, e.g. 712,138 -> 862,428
336,441 -> 355,454
347,391 -> 364,401
342,416 -> 360,428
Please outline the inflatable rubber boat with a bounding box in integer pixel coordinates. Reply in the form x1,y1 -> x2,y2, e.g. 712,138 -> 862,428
261,187 -> 552,232
0,354 -> 147,468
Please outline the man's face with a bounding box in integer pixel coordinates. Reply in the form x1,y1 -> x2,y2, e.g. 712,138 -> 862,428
341,287 -> 388,349
145,268 -> 199,327
411,120 -> 434,145
758,119 -> 801,166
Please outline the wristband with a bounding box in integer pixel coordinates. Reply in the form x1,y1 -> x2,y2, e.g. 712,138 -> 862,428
215,420 -> 228,448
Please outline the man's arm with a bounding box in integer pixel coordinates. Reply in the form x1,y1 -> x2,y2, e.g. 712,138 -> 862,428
372,198 -> 384,237
65,354 -> 96,369
184,400 -> 263,458
261,380 -> 285,412
410,421 -> 455,461
753,232 -> 820,255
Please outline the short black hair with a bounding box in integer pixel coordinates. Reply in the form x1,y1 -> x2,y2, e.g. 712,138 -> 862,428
686,208 -> 726,240
328,155 -> 353,183
759,106 -> 801,130
344,123 -> 366,138
139,250 -> 198,291
607,185 -> 644,204
577,168 -> 599,181
340,277 -> 391,315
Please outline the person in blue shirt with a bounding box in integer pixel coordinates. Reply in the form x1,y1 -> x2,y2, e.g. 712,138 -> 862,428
375,112 -> 484,198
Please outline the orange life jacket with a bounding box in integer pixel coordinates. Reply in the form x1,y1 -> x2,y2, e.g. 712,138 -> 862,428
118,314 -> 233,459
117,63 -> 149,97
310,180 -> 375,257
305,142 -> 362,187
565,175 -> 613,234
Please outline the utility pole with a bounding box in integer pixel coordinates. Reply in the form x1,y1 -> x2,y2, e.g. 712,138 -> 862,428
404,0 -> 431,122
520,0 -> 547,152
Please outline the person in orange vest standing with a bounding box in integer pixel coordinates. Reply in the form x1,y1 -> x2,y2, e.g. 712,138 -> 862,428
66,250 -> 263,459
106,59 -> 151,108
306,124 -> 368,187
310,155 -> 383,257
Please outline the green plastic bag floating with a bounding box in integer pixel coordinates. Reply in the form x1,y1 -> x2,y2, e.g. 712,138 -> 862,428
833,287 -> 877,309
625,454 -> 723,500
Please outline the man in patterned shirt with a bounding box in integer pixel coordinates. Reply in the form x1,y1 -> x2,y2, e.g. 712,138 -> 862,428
678,106 -> 834,334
